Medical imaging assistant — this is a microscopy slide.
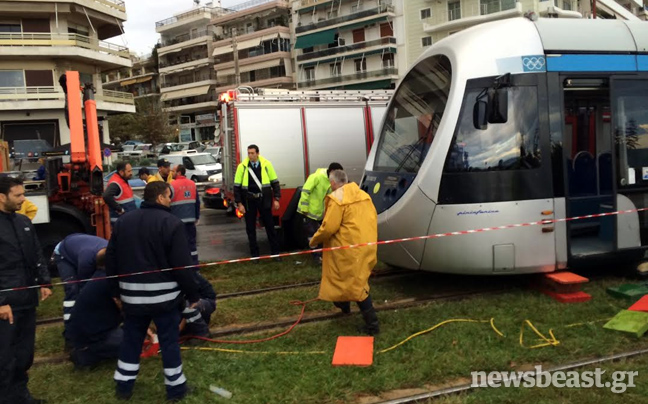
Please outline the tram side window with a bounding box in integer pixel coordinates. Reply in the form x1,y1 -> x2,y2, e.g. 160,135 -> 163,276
373,55 -> 451,173
613,80 -> 648,188
444,86 -> 541,172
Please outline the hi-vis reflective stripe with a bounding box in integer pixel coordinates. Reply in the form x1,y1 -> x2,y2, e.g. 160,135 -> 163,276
187,312 -> 202,323
165,374 -> 187,386
164,364 -> 183,377
114,371 -> 138,382
63,313 -> 71,320
63,300 -> 75,308
119,281 -> 179,291
121,290 -> 181,305
171,200 -> 196,206
181,218 -> 196,223
191,251 -> 198,256
117,197 -> 135,204
118,360 -> 140,371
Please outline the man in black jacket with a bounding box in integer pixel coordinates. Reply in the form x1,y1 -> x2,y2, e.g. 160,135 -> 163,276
0,176 -> 52,404
106,181 -> 199,402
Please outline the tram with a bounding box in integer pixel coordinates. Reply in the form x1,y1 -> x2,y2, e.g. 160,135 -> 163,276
361,17 -> 648,274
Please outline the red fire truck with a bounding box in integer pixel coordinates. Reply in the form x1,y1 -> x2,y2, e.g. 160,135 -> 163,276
214,87 -> 392,248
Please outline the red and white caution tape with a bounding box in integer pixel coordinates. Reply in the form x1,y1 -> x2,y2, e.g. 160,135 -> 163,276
3,206 -> 648,294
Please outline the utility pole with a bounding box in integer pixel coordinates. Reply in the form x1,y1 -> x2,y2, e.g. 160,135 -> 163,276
232,28 -> 240,87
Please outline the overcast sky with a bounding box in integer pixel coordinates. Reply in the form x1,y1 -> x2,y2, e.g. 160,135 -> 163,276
115,0 -> 247,55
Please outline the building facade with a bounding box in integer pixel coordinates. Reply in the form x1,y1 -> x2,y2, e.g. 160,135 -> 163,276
0,0 -> 135,149
102,53 -> 160,100
211,0 -> 294,94
406,0 -> 646,68
292,0 -> 405,90
156,3 -> 226,142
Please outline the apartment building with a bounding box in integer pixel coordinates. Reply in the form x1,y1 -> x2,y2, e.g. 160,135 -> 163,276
292,0 -> 405,90
0,0 -> 135,149
409,0 -> 645,65
102,53 -> 160,100
211,0 -> 295,94
156,3 -> 227,142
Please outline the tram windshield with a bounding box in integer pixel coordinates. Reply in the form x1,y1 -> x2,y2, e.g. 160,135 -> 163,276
373,54 -> 451,173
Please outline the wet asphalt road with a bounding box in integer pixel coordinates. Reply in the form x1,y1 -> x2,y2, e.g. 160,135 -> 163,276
196,207 -> 272,263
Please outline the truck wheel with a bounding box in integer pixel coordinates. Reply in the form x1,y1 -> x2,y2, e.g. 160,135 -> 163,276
36,218 -> 85,278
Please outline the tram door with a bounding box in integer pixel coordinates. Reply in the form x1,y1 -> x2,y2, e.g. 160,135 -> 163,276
562,78 -> 616,258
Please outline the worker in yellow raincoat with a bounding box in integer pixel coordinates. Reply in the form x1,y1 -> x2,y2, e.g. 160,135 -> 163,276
17,198 -> 38,221
309,169 -> 379,335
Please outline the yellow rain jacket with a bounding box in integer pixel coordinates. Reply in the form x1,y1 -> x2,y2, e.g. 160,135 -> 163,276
17,198 -> 38,220
309,182 -> 377,302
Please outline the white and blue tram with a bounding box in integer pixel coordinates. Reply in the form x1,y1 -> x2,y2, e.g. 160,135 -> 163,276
361,17 -> 648,274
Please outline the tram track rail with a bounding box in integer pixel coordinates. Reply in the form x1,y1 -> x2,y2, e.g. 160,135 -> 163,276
375,348 -> 648,404
33,284 -> 512,366
34,269 -> 417,327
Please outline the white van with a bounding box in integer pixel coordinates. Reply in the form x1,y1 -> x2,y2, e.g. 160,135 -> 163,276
165,152 -> 222,183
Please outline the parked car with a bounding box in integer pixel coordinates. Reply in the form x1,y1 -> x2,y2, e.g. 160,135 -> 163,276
164,152 -> 222,183
203,146 -> 222,163
153,143 -> 186,155
179,141 -> 205,153
118,143 -> 155,159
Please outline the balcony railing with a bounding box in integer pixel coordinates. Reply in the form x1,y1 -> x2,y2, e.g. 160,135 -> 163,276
300,67 -> 397,88
297,37 -> 396,62
480,0 -> 516,14
160,53 -> 210,69
0,86 -> 65,101
448,6 -> 462,21
296,4 -> 395,34
0,32 -> 129,58
164,94 -> 217,107
156,7 -> 213,28
161,75 -> 216,88
216,23 -> 289,41
228,0 -> 286,11
161,29 -> 212,47
95,0 -> 126,12
98,90 -> 135,105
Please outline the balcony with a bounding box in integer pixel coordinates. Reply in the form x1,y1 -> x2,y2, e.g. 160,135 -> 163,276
161,77 -> 217,91
0,32 -> 131,68
164,94 -> 218,113
296,4 -> 395,34
161,29 -> 213,47
96,90 -> 136,113
299,67 -> 398,89
210,0 -> 290,25
297,37 -> 396,62
156,7 -> 214,32
216,76 -> 294,93
0,86 -> 65,110
159,56 -> 212,74
423,2 -> 524,34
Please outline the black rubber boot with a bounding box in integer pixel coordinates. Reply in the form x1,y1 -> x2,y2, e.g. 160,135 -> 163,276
333,302 -> 351,314
357,296 -> 380,336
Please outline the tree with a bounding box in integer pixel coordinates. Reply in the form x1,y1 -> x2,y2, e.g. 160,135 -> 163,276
133,96 -> 176,147
107,113 -> 138,144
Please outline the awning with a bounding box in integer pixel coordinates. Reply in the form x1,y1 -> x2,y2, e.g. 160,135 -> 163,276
294,29 -> 336,49
158,47 -> 183,57
300,47 -> 396,68
213,45 -> 233,56
135,76 -> 153,84
120,78 -> 136,86
262,33 -> 279,42
236,37 -> 262,50
160,84 -> 211,101
342,16 -> 389,31
217,58 -> 282,76
278,31 -> 291,40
